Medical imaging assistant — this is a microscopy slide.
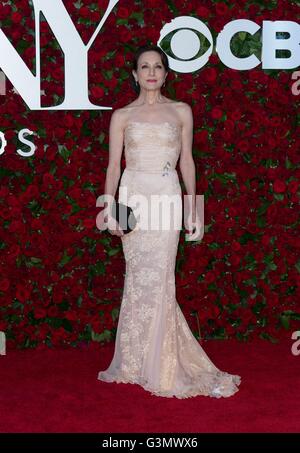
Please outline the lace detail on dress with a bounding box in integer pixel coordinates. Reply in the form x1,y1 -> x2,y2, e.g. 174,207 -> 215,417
98,121 -> 241,398
123,121 -> 181,173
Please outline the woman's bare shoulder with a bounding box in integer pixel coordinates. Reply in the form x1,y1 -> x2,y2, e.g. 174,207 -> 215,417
163,97 -> 190,107
113,103 -> 140,124
173,100 -> 192,109
168,100 -> 192,120
110,105 -> 138,132
172,101 -> 192,117
169,101 -> 192,126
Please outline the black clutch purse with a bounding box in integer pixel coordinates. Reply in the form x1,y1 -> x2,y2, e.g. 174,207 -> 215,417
110,202 -> 137,235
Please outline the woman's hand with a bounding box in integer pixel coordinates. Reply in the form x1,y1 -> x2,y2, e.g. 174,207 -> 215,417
96,203 -> 124,237
185,211 -> 202,242
107,214 -> 124,237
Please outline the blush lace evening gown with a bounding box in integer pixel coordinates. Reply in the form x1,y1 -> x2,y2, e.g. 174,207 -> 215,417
98,121 -> 241,398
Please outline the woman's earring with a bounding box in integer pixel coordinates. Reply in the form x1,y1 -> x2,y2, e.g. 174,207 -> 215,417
135,79 -> 139,85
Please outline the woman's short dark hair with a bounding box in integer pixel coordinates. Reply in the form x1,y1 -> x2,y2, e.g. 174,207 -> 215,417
129,44 -> 169,95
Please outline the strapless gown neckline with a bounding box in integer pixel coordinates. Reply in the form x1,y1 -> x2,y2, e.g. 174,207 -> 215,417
125,120 -> 181,131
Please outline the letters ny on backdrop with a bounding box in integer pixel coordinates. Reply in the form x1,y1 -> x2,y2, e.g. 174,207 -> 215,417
0,0 -> 299,112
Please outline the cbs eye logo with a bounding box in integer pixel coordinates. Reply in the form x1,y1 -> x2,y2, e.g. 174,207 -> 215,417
158,16 -> 213,73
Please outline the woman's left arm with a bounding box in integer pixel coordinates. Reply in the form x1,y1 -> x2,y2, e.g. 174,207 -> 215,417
179,103 -> 197,226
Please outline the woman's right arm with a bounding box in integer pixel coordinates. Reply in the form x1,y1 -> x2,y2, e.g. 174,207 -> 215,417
104,109 -> 125,236
105,109 -> 124,205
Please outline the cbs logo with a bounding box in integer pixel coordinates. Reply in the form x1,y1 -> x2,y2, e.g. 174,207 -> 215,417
158,17 -> 300,73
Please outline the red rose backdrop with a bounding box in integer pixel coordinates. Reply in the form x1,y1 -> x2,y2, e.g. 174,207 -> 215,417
0,0 -> 299,350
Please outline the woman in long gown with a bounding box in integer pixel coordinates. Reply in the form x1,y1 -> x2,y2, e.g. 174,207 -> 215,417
97,45 -> 241,398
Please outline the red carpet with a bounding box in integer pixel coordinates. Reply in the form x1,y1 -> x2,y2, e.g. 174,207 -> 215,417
0,337 -> 299,433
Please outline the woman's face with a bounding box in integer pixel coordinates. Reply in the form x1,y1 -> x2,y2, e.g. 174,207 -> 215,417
133,51 -> 167,91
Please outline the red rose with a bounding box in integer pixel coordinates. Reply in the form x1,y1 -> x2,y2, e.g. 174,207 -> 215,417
9,244 -> 21,257
83,218 -> 95,229
65,311 -> 77,321
49,272 -> 59,283
0,278 -> 10,291
69,187 -> 82,199
63,114 -> 74,128
271,293 -> 280,305
148,0 -> 161,7
52,68 -> 63,81
43,173 -> 55,186
31,218 -> 42,230
216,3 -> 229,16
211,107 -> 223,120
231,80 -> 243,91
115,54 -> 125,68
52,127 -> 66,140
47,305 -> 59,318
16,284 -> 31,302
34,308 -> 47,320
205,271 -> 216,284
195,6 -> 211,18
79,6 -> 90,18
24,47 -> 35,59
119,28 -> 132,42
195,129 -> 208,145
209,54 -> 219,65
11,12 -> 22,23
203,67 -> 218,84
261,234 -> 271,246
92,320 -> 102,332
288,180 -> 299,194
118,7 -> 130,18
231,241 -> 241,252
0,5 -> 11,19
229,254 -> 241,266
236,139 -> 250,153
273,179 -> 286,193
91,86 -> 105,98
207,305 -> 220,318
25,184 -> 39,199
9,220 -> 24,233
